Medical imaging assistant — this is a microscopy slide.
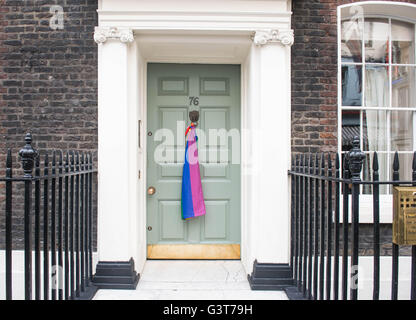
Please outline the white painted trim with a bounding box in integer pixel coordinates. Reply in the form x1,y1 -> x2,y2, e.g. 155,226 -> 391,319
97,0 -> 292,31
339,1 -> 416,23
96,0 -> 293,277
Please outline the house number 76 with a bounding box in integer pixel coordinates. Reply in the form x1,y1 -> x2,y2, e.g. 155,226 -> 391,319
189,96 -> 199,106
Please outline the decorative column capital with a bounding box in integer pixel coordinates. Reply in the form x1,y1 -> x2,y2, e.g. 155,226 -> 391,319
94,27 -> 134,44
252,29 -> 294,47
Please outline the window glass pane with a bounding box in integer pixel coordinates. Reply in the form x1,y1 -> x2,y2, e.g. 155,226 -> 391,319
341,19 -> 363,63
365,66 -> 389,108
342,65 -> 362,106
342,110 -> 360,152
362,152 -> 388,194
362,110 -> 387,151
364,18 -> 389,63
392,20 -> 415,64
392,66 -> 416,108
391,111 -> 413,151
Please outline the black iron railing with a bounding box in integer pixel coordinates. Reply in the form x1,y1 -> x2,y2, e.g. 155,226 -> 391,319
1,133 -> 97,300
289,137 -> 416,300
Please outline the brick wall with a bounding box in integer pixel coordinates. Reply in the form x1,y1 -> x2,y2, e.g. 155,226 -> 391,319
0,0 -> 98,249
0,0 -> 98,160
291,0 -> 416,154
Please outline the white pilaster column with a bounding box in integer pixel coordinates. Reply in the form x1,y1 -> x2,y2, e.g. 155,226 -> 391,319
252,29 -> 293,264
95,27 -> 134,262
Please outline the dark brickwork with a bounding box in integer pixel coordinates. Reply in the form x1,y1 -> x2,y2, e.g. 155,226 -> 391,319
0,0 -> 98,159
291,0 -> 416,154
0,0 -> 98,249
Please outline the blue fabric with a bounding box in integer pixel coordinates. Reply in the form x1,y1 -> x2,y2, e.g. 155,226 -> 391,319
181,139 -> 195,220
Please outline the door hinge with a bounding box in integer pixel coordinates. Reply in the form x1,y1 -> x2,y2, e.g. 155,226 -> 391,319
138,170 -> 141,179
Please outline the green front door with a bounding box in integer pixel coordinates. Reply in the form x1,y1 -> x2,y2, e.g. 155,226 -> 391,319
146,63 -> 241,259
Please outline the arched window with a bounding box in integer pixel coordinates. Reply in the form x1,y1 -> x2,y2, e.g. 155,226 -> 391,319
339,3 -> 416,197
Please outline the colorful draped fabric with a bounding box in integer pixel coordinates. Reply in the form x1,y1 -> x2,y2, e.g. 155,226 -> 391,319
181,123 -> 206,220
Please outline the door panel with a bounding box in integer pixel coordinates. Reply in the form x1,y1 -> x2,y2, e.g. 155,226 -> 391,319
146,63 -> 241,259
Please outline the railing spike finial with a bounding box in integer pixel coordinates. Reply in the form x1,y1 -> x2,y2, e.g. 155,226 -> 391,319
6,148 -> 12,169
412,151 -> 416,172
295,154 -> 299,172
70,151 -> 74,171
327,153 -> 332,169
343,153 -> 349,170
335,153 -> 340,170
19,133 -> 38,178
44,152 -> 49,166
35,152 -> 40,167
373,152 -> 379,172
348,136 -> 365,182
393,151 -> 400,172
302,153 -> 308,173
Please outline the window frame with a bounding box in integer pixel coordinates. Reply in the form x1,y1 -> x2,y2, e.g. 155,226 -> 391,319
337,2 -> 416,223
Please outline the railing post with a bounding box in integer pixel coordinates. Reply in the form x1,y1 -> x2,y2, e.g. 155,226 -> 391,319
80,152 -> 85,293
313,154 -> 319,300
334,153 -> 340,300
326,154 -> 333,300
34,155 -> 40,300
75,152 -> 80,298
70,152 -> 75,299
88,152 -> 93,280
19,133 -> 37,300
64,152 -> 70,300
43,153 -> 49,300
294,154 -> 299,286
372,152 -> 380,300
348,136 -> 364,300
290,156 -> 295,274
319,153 -> 325,300
303,154 -> 309,297
51,151 -> 57,300
392,152 -> 400,300
58,151 -> 63,300
5,149 -> 13,300
342,153 -> 350,300
298,155 -> 304,290
308,154 -> 314,300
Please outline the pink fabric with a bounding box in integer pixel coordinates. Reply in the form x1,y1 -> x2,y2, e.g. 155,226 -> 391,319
186,128 -> 206,217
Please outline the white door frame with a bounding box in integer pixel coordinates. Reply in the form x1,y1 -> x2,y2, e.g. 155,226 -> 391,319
95,0 -> 293,277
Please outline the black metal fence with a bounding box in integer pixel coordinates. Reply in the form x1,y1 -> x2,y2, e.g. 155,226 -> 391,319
289,137 -> 416,300
1,133 -> 97,300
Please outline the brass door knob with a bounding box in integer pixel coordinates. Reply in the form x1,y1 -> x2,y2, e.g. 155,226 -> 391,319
147,186 -> 156,195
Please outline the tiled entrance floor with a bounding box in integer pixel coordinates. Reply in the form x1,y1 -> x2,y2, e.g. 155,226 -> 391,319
93,260 -> 288,300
